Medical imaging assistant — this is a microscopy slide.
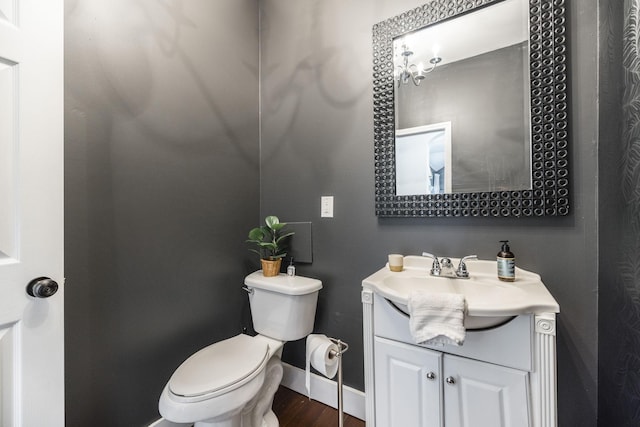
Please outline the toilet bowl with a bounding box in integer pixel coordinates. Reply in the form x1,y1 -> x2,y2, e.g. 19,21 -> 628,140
159,272 -> 322,427
159,334 -> 283,427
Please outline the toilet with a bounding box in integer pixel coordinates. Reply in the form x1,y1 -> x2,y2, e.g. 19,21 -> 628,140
159,271 -> 322,427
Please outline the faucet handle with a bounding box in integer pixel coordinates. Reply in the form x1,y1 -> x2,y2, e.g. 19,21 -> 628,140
456,255 -> 478,278
422,252 -> 441,275
460,255 -> 478,263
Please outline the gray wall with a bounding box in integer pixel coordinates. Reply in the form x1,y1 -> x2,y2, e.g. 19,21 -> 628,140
598,0 -> 640,425
64,1 -> 259,426
260,0 -> 598,425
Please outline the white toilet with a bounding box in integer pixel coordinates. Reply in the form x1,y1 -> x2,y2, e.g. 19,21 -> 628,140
159,271 -> 322,427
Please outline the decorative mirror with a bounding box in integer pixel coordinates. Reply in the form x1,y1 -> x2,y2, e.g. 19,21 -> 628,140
372,0 -> 569,217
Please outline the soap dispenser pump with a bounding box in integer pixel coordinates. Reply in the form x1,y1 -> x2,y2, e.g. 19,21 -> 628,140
497,240 -> 515,282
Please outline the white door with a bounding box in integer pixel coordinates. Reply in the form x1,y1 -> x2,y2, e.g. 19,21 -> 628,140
443,354 -> 530,427
0,0 -> 64,426
374,336 -> 443,427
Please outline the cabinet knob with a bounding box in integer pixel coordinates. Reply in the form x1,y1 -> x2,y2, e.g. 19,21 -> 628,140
445,376 -> 456,385
426,372 -> 436,380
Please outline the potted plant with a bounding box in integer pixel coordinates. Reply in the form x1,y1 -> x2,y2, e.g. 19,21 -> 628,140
247,215 -> 294,277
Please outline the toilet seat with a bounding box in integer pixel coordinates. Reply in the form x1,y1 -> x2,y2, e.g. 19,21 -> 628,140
168,334 -> 270,403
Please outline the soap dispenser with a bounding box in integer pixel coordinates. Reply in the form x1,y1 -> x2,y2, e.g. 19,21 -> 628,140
497,240 -> 515,282
287,257 -> 296,277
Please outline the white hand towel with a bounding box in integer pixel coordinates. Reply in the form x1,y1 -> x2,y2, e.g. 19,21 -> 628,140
407,291 -> 466,346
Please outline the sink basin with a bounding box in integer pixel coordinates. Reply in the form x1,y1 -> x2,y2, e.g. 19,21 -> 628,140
362,255 -> 559,329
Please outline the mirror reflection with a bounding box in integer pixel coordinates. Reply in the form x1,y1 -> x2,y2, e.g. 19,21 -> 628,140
393,0 -> 531,194
395,122 -> 452,195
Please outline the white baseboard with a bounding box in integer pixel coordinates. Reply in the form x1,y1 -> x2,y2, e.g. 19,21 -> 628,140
280,362 -> 366,421
148,362 -> 367,427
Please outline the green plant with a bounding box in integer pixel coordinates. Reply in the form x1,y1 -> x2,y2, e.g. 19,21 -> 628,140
247,216 -> 294,260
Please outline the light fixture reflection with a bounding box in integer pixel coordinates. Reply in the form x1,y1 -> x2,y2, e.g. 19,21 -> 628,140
395,42 -> 441,87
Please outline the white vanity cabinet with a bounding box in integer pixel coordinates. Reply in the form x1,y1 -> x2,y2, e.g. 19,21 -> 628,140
362,291 -> 557,427
443,352 -> 530,426
374,336 -> 443,427
374,336 -> 530,427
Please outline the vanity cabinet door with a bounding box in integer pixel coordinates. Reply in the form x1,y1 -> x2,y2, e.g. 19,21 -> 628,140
443,354 -> 530,427
374,337 -> 443,427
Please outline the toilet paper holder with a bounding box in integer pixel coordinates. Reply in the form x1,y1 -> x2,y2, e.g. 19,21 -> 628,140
327,338 -> 349,427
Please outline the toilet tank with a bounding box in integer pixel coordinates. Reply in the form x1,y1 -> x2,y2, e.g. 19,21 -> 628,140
244,272 -> 322,341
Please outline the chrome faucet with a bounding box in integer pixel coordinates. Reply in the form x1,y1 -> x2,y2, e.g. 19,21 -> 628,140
440,257 -> 455,276
421,252 -> 441,276
422,253 -> 477,279
456,255 -> 478,278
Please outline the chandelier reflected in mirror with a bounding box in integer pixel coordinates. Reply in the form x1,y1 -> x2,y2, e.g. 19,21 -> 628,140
394,40 -> 441,87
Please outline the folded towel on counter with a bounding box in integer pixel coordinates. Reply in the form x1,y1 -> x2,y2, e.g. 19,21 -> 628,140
407,291 -> 466,346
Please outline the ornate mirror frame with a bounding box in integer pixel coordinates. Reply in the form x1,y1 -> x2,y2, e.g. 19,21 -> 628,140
373,0 -> 569,217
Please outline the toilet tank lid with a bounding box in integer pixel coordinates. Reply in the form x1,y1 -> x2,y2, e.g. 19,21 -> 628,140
244,271 -> 322,295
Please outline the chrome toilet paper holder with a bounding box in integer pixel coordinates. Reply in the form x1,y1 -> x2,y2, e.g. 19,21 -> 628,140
328,338 -> 349,427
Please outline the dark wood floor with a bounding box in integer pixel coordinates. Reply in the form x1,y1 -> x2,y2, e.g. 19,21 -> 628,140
272,386 -> 365,427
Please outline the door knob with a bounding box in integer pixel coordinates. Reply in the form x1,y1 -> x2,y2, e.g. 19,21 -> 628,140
445,376 -> 456,385
426,372 -> 436,380
26,277 -> 59,298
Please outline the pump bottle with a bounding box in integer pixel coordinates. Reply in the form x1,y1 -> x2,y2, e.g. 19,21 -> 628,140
287,257 -> 296,277
497,240 -> 515,282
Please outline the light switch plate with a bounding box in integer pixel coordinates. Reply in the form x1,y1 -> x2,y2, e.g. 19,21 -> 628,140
321,196 -> 334,218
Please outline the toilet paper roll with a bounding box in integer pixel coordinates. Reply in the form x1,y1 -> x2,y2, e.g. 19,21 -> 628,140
305,334 -> 339,398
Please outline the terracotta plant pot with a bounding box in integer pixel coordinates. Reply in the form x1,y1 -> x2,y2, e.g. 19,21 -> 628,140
261,258 -> 282,277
